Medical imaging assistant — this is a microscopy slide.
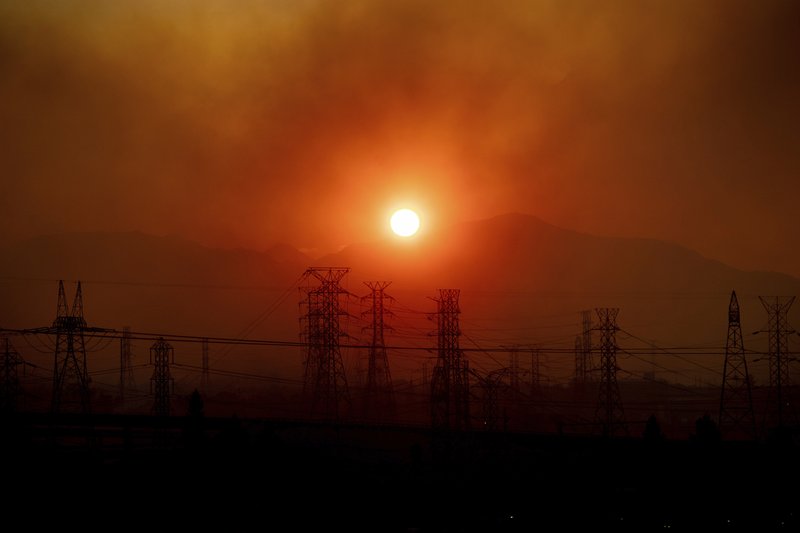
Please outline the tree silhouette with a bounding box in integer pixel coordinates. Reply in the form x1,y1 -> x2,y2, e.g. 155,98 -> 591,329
188,388 -> 204,418
693,414 -> 721,446
643,414 -> 664,443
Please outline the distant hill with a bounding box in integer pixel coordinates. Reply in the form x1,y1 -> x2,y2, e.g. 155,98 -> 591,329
1,215 -> 799,386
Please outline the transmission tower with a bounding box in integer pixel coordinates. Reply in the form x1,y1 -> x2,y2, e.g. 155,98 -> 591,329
594,308 -> 627,436
760,296 -> 796,430
150,337 -> 174,417
362,281 -> 396,422
119,326 -> 135,402
201,338 -> 210,393
51,280 -> 91,414
301,267 -> 351,421
430,289 -> 470,431
718,291 -> 755,439
1,337 -> 23,412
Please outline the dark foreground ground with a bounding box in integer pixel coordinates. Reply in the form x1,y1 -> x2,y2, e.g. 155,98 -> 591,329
2,412 -> 799,531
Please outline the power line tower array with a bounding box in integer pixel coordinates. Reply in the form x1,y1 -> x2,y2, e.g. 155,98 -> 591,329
430,289 -> 470,430
52,280 -> 91,414
119,326 -> 135,402
362,281 -> 396,422
718,291 -> 755,439
760,295 -> 796,430
150,337 -> 174,417
301,267 -> 351,421
594,308 -> 627,436
1,337 -> 23,412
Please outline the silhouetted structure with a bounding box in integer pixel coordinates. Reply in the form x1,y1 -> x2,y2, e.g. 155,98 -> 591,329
362,281 -> 396,422
760,296 -> 796,430
0,337 -> 23,412
718,291 -> 755,439
430,289 -> 470,430
594,308 -> 627,436
150,337 -> 174,416
301,267 -> 351,421
52,280 -> 91,413
119,326 -> 135,402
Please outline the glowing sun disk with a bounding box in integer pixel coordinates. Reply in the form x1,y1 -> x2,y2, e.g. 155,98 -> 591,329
390,209 -> 420,237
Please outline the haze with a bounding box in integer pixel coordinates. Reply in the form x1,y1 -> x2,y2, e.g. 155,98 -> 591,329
0,0 -> 798,273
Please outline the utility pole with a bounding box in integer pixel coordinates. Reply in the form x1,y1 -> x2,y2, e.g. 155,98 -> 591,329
362,281 -> 395,422
594,308 -> 626,436
430,289 -> 470,431
719,291 -> 755,439
301,267 -> 351,421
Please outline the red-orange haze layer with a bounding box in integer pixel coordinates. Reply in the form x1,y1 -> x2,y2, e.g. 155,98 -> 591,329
0,0 -> 798,276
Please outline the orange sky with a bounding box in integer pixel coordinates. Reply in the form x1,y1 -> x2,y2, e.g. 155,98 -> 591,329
1,1 -> 799,274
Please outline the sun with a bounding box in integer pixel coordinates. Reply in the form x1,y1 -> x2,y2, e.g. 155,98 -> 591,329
390,208 -> 420,237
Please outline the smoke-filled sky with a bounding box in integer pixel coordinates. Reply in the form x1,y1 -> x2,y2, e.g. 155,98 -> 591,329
1,1 -> 798,274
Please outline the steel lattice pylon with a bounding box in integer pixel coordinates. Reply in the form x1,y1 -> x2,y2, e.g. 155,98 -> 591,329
760,296 -> 796,430
150,337 -> 174,417
362,281 -> 396,422
718,291 -> 755,439
52,280 -> 91,414
301,267 -> 351,421
594,308 -> 627,436
430,289 -> 470,431
1,337 -> 23,412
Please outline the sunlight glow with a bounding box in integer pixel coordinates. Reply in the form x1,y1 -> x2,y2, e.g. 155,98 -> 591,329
390,209 -> 420,237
